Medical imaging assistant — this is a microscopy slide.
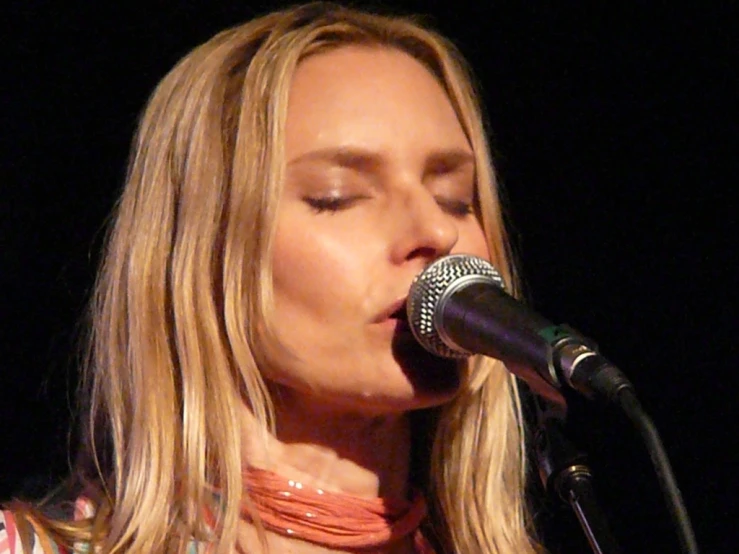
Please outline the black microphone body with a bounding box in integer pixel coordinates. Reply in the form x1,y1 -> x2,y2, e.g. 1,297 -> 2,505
443,282 -> 552,371
408,255 -> 634,403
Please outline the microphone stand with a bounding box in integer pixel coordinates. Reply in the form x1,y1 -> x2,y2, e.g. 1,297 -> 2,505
534,397 -> 623,554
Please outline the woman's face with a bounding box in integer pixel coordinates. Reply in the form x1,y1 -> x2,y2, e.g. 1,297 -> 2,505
266,45 -> 490,416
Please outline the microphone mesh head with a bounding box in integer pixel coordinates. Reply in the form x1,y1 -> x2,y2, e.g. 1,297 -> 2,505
407,254 -> 506,358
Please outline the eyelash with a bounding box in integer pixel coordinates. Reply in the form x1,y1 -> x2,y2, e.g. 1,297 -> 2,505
303,195 -> 473,216
304,196 -> 357,213
435,197 -> 474,217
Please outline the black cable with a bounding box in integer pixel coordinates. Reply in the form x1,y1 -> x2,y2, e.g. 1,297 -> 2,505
616,388 -> 699,554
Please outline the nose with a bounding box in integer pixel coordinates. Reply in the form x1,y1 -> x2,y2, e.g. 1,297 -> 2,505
389,185 -> 459,264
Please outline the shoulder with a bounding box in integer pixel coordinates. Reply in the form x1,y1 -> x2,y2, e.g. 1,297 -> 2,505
1,509 -> 40,554
0,498 -> 92,554
0,510 -> 14,553
3,500 -> 200,554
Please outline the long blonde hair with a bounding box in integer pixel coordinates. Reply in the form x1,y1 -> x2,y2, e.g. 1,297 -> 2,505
14,3 -> 540,553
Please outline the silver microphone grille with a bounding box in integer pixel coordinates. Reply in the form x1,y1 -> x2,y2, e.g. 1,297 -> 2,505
407,254 -> 506,358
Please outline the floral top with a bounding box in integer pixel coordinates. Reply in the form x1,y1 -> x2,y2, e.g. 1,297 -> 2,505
2,496 -> 431,553
1,501 -> 206,554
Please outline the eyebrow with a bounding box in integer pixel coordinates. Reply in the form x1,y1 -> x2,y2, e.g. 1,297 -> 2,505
287,146 -> 475,171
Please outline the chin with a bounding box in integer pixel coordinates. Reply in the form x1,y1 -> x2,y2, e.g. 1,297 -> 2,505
391,334 -> 464,405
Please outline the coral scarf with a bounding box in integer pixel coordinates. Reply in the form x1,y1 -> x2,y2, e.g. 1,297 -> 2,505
241,467 -> 437,552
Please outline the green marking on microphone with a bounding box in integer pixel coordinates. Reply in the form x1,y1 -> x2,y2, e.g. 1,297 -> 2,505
538,325 -> 572,345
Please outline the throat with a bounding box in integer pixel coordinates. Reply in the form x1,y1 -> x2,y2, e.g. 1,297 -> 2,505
243,397 -> 412,499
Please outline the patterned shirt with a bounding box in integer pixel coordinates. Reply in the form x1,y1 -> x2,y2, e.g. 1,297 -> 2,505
0,498 -> 93,554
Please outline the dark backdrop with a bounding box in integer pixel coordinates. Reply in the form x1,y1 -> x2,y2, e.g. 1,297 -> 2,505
2,2 -> 736,552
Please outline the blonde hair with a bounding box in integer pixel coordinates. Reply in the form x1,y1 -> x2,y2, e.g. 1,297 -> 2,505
12,3 -> 540,553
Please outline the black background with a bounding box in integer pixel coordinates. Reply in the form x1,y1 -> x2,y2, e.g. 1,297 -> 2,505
1,1 -> 736,552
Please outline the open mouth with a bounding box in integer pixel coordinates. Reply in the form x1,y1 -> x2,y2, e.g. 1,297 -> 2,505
387,300 -> 413,335
389,302 -> 408,323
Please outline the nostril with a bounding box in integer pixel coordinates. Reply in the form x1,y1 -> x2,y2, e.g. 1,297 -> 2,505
406,246 -> 448,263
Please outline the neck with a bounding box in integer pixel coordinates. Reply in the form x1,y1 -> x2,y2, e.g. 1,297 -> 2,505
243,387 -> 413,500
239,392 -> 417,554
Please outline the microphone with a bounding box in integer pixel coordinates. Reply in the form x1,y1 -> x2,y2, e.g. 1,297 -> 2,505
407,257 -> 702,554
407,254 -> 634,403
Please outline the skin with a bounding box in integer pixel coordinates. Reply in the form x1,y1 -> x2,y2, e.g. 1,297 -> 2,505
240,45 -> 490,553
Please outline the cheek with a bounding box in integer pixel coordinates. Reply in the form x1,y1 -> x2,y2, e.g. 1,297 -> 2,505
270,218 -> 369,319
271,230 -> 337,311
272,235 -> 324,291
457,218 -> 492,261
266,228 -> 352,377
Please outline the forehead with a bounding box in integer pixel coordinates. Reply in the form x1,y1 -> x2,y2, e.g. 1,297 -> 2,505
284,45 -> 471,163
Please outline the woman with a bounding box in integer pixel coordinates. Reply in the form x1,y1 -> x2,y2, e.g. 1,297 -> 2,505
2,3 -> 543,553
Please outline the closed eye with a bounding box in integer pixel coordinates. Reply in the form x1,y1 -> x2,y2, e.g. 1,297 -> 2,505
303,195 -> 363,213
435,196 -> 474,217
